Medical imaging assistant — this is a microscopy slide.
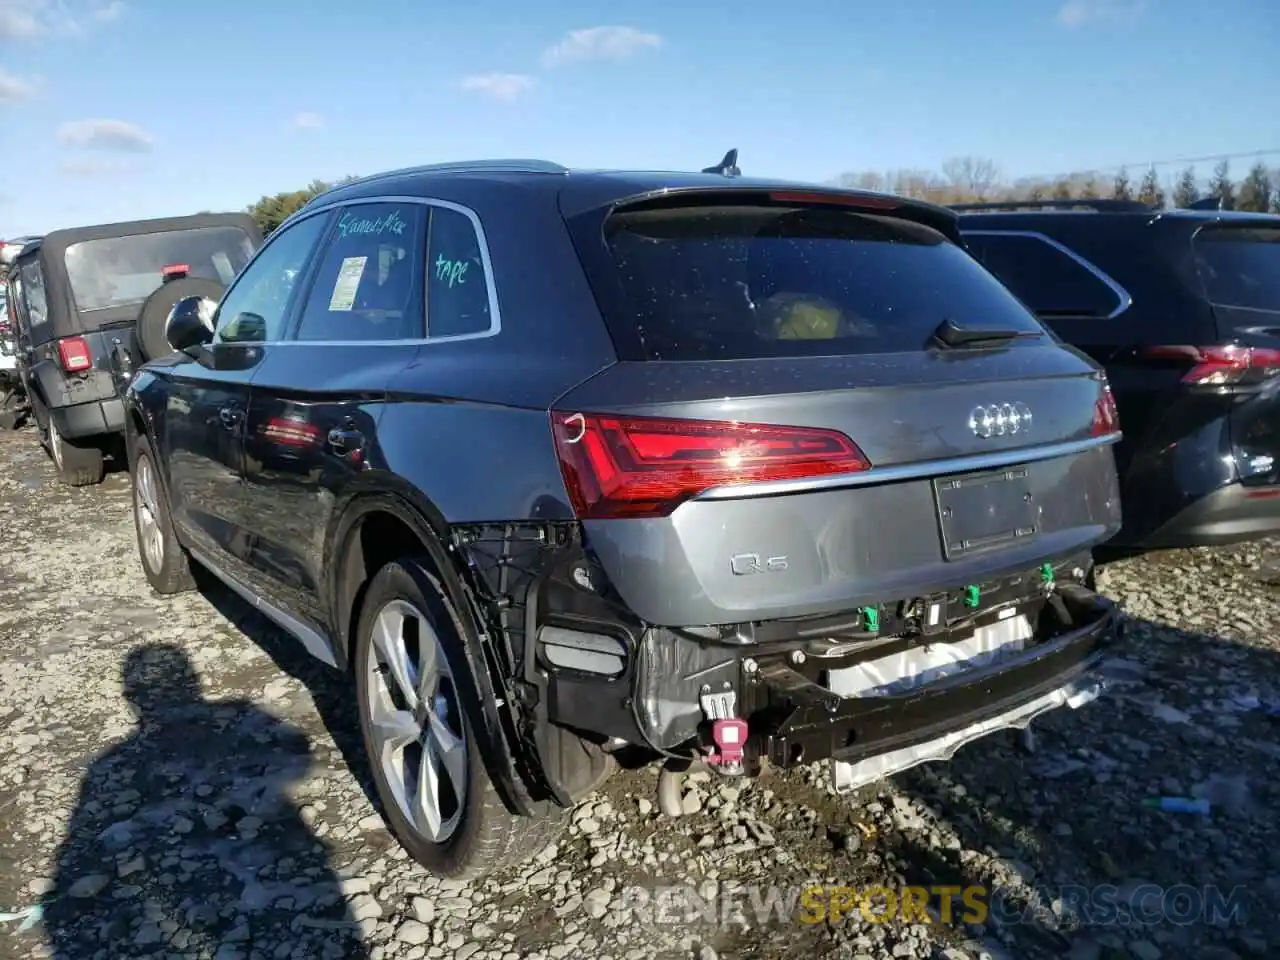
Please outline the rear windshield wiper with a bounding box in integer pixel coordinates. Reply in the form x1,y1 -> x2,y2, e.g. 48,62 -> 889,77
931,317 -> 1042,349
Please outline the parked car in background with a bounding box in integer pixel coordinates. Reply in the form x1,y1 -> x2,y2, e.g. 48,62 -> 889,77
957,199 -> 1280,549
4,214 -> 260,484
0,236 -> 40,268
0,283 -> 27,429
126,157 -> 1124,879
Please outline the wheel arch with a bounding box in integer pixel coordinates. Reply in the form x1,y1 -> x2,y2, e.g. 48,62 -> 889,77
323,481 -> 554,817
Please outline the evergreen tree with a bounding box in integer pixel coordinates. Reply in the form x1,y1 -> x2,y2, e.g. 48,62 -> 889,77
1237,162 -> 1273,212
1136,167 -> 1165,209
1208,159 -> 1235,210
1112,167 -> 1133,201
1172,167 -> 1200,209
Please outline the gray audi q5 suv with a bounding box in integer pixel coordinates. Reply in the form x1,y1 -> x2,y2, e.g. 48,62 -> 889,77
125,155 -> 1125,878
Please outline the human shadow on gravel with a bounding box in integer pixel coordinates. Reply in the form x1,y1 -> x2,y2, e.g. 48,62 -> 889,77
193,574 -> 382,814
879,614 -> 1280,960
45,644 -> 370,959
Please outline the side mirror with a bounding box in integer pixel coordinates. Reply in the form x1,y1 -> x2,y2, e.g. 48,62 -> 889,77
165,296 -> 217,354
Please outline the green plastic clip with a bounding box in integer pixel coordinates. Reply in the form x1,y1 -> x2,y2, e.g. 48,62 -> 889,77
860,606 -> 880,632
963,585 -> 981,609
1040,562 -> 1055,584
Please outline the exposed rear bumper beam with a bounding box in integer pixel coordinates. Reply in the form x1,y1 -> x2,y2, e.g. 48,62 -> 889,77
752,583 -> 1120,770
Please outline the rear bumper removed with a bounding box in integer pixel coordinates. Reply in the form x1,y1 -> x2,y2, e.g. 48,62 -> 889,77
528,552 -> 1119,797
751,583 -> 1117,788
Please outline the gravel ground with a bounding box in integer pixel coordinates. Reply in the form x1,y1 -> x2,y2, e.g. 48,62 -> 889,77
0,424 -> 1278,960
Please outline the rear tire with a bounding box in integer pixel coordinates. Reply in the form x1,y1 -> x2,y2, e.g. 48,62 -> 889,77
130,434 -> 197,595
0,388 -> 24,430
353,557 -> 566,879
49,421 -> 105,487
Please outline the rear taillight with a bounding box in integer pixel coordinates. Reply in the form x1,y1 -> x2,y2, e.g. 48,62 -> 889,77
262,417 -> 322,447
1092,381 -> 1120,437
57,336 -> 92,373
162,263 -> 190,281
1139,345 -> 1280,386
551,411 -> 871,520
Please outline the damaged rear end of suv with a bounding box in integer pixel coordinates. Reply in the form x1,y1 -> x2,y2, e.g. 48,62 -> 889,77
127,159 -> 1125,879
532,173 -> 1125,812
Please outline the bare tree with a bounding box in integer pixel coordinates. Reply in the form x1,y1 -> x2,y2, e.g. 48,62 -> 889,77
941,156 -> 1002,201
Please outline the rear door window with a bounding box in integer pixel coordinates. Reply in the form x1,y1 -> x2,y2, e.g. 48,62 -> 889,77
1193,225 -> 1280,318
578,201 -> 1047,361
293,203 -> 426,342
964,231 -> 1123,320
64,226 -> 257,313
17,259 -> 49,330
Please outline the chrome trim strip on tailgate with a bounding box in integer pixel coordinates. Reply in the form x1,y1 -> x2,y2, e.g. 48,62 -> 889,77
695,432 -> 1121,501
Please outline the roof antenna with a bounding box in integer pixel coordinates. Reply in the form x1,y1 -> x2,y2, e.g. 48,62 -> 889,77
702,148 -> 740,178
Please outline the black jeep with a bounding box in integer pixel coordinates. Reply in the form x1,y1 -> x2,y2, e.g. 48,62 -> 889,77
4,214 -> 261,484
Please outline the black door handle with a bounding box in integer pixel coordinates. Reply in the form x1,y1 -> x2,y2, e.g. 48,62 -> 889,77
218,407 -> 242,429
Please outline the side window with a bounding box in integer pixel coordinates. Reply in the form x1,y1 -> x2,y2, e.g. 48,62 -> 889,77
215,214 -> 329,344
294,203 -> 426,342
17,260 -> 49,329
969,232 -> 1122,319
425,205 -> 494,338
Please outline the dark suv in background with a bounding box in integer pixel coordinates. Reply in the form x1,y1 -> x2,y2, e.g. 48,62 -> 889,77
957,199 -> 1280,549
4,214 -> 260,484
126,158 -> 1123,879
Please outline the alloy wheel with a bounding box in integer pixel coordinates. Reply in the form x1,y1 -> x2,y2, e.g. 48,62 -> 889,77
364,599 -> 468,843
49,421 -> 63,470
134,455 -> 165,572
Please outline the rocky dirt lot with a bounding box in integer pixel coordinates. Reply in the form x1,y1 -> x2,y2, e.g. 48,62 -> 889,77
0,425 -> 1278,960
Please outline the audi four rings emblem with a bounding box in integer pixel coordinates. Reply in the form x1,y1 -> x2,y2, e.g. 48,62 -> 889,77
968,402 -> 1033,439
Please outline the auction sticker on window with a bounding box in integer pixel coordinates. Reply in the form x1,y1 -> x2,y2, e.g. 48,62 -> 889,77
328,256 -> 367,312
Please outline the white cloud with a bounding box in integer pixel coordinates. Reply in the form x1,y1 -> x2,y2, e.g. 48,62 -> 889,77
57,118 -> 154,152
0,0 -> 42,39
0,68 -> 37,103
1056,0 -> 1146,27
458,72 -> 535,102
90,0 -> 124,23
540,26 -> 661,69
287,111 -> 325,131
0,0 -> 125,39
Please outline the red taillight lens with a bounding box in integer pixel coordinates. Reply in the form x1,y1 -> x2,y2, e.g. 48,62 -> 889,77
57,336 -> 92,373
551,411 -> 871,520
1139,345 -> 1280,386
161,263 -> 190,280
1092,381 -> 1120,437
262,417 -> 321,447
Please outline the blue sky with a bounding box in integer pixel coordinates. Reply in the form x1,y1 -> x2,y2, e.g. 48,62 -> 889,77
2,0 -> 1277,235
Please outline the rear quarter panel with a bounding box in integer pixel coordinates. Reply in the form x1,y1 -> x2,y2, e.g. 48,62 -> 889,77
371,178 -> 620,523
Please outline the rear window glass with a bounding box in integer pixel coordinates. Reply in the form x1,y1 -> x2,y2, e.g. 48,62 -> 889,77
64,226 -> 257,313
588,204 -> 1047,360
964,232 -> 1122,319
1194,226 -> 1280,314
